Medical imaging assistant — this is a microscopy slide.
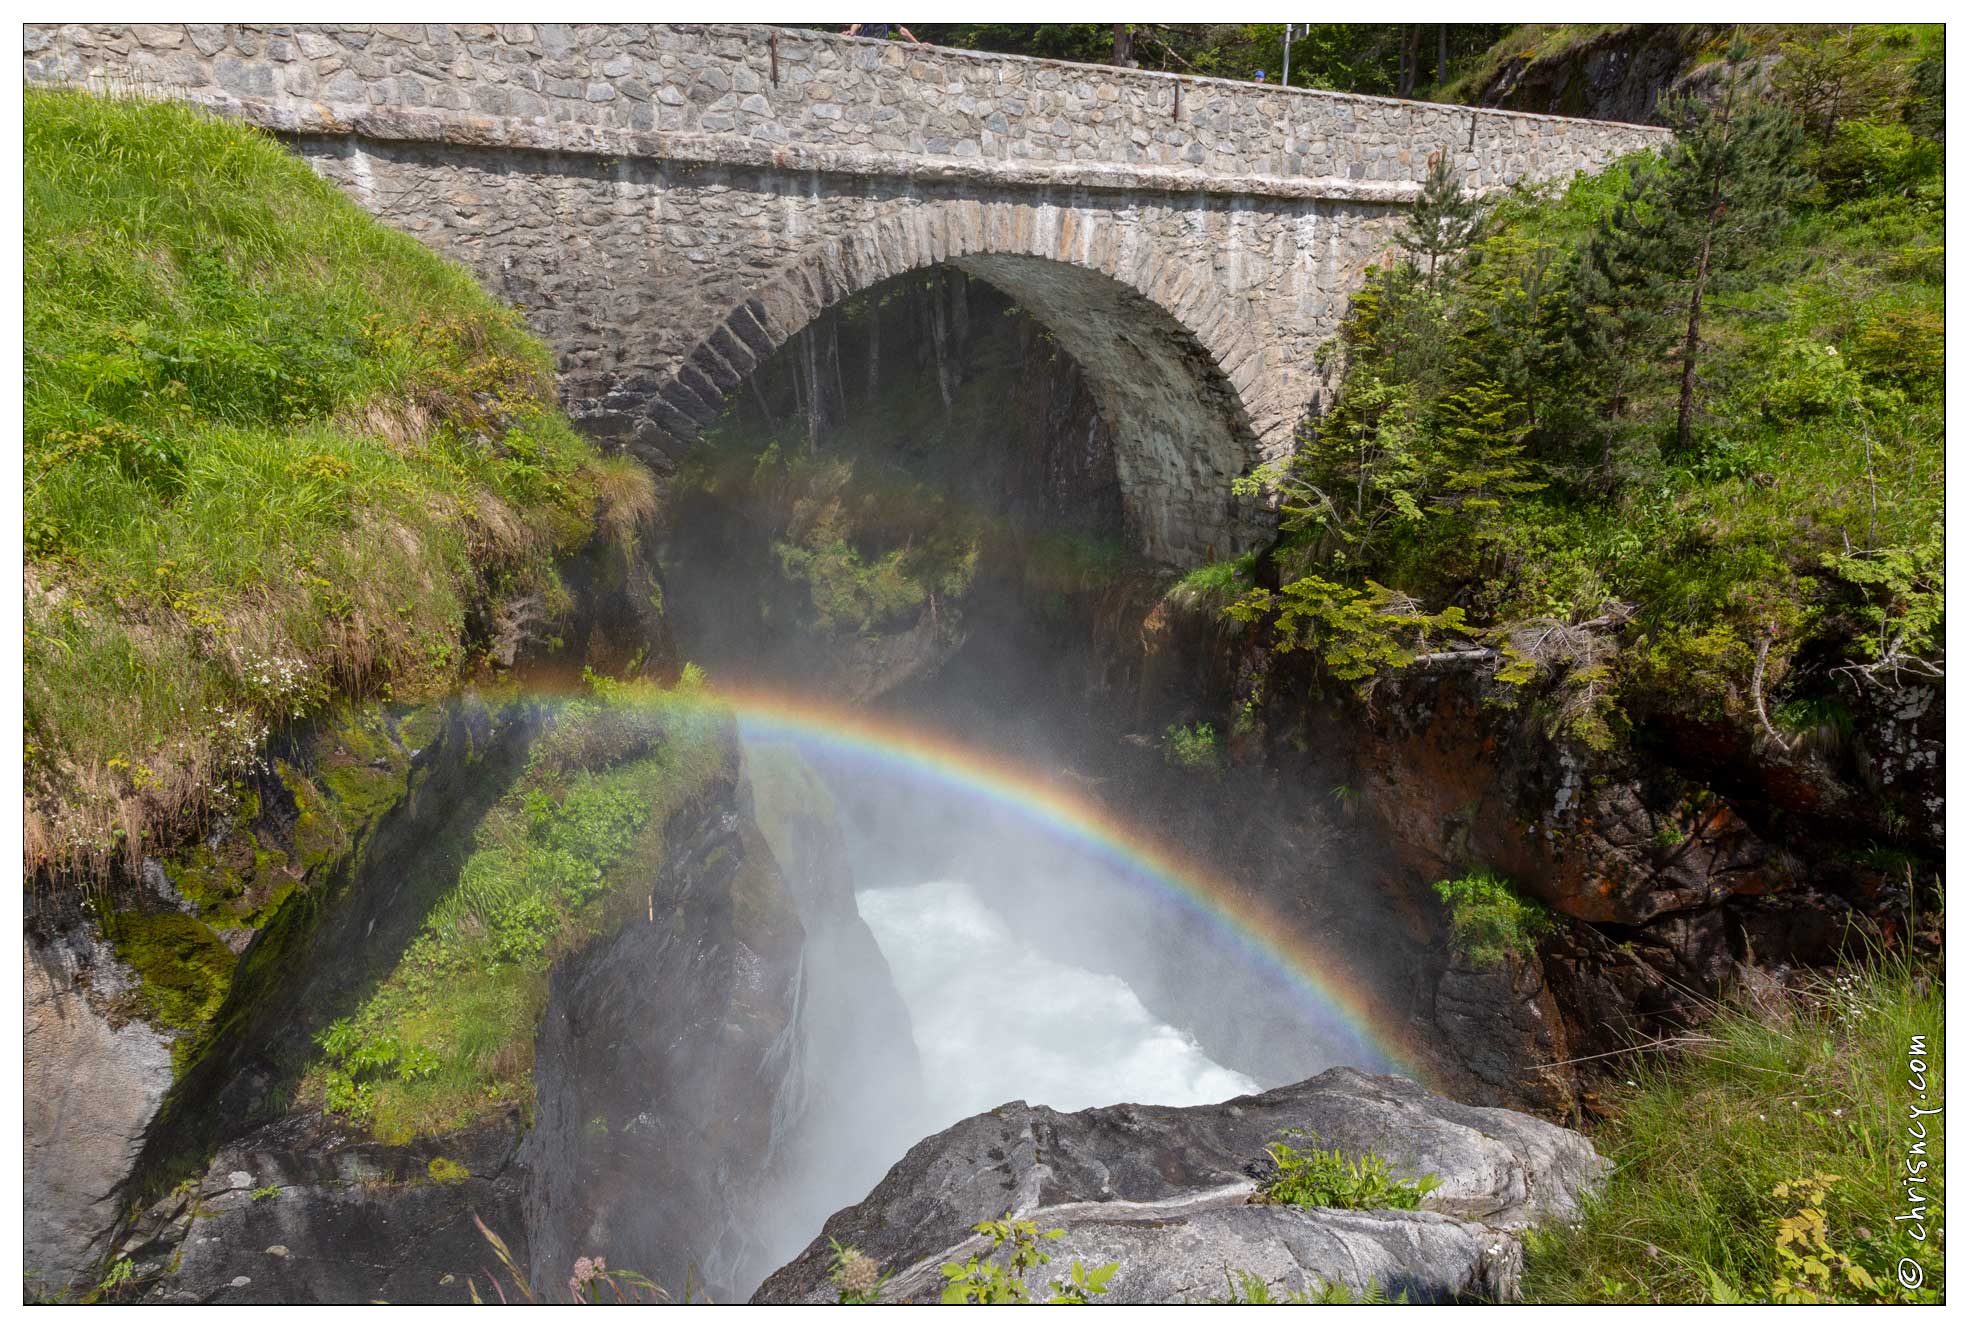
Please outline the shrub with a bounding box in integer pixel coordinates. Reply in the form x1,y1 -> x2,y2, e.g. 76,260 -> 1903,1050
1851,306 -> 1944,387
940,1215 -> 1117,1305
1255,1134 -> 1440,1212
1432,868 -> 1553,967
1159,722 -> 1223,773
1815,120 -> 1943,202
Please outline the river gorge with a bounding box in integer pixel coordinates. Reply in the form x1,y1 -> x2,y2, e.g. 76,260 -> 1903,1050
21,21 -> 1945,1308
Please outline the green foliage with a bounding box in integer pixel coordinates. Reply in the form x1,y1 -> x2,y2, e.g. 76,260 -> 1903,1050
1814,120 -> 1944,203
23,89 -> 610,876
940,1215 -> 1118,1305
93,1258 -> 136,1300
1255,1133 -> 1440,1212
307,685 -> 727,1140
1170,551 -> 1257,606
1227,22 -> 1941,747
1767,1173 -> 1881,1302
774,534 -> 975,635
1403,151 -> 1488,285
1159,722 -> 1223,774
1432,868 -> 1553,967
1228,577 -> 1470,689
1522,955 -> 1944,1304
906,22 -> 1511,95
250,1185 -> 281,1202
426,1156 -> 470,1185
1820,525 -> 1945,692
690,428 -> 984,640
1772,26 -> 1913,147
1591,49 -> 1810,452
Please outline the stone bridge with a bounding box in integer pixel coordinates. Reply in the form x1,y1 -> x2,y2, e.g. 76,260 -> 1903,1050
25,22 -> 1670,563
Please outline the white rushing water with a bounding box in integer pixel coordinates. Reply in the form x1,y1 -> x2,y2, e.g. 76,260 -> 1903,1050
857,879 -> 1259,1133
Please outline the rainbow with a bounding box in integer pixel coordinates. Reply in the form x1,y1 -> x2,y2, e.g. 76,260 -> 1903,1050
656,683 -> 1428,1083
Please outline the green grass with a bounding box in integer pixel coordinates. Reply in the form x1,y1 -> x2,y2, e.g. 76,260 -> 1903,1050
23,89 -> 630,878
1434,23 -> 1940,111
1255,1135 -> 1440,1211
1168,550 -> 1257,607
1523,955 -> 1944,1304
1432,868 -> 1554,968
304,674 -> 730,1141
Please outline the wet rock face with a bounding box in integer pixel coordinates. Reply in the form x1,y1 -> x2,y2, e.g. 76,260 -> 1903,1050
741,751 -> 925,1270
1329,662 -> 1933,1107
23,924 -> 175,1298
520,783 -> 806,1304
1346,668 -> 1794,928
753,1067 -> 1604,1304
123,1112 -> 528,1305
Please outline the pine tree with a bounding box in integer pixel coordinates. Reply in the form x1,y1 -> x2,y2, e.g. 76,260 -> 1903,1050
1578,45 -> 1807,455
1571,171 -> 1672,488
1772,26 -> 1910,147
1401,152 -> 1487,288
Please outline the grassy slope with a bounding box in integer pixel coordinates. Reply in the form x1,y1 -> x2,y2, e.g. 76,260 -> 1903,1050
22,90 -> 642,878
1524,957 -> 1943,1304
1432,23 -> 1935,110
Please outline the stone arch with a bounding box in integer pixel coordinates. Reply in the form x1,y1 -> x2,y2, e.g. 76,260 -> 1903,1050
643,198 -> 1276,566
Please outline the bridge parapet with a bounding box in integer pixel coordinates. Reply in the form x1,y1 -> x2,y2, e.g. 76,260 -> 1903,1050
24,23 -> 1668,198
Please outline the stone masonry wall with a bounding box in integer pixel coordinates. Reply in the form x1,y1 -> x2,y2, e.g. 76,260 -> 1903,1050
23,22 -> 1671,564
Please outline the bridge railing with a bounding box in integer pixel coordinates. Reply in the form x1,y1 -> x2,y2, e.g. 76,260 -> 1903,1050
25,23 -> 1671,201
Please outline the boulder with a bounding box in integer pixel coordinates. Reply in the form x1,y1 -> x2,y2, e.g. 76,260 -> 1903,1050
753,1066 -> 1605,1304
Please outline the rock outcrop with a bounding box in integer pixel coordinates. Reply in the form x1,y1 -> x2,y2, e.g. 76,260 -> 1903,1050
740,743 -> 926,1269
754,1067 -> 1604,1304
122,1111 -> 529,1306
520,785 -> 806,1305
22,922 -> 175,1299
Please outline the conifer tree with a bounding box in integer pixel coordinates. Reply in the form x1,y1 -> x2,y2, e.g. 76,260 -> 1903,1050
1772,25 -> 1910,146
1401,152 -> 1487,288
1427,380 -> 1544,526
1578,45 -> 1807,456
